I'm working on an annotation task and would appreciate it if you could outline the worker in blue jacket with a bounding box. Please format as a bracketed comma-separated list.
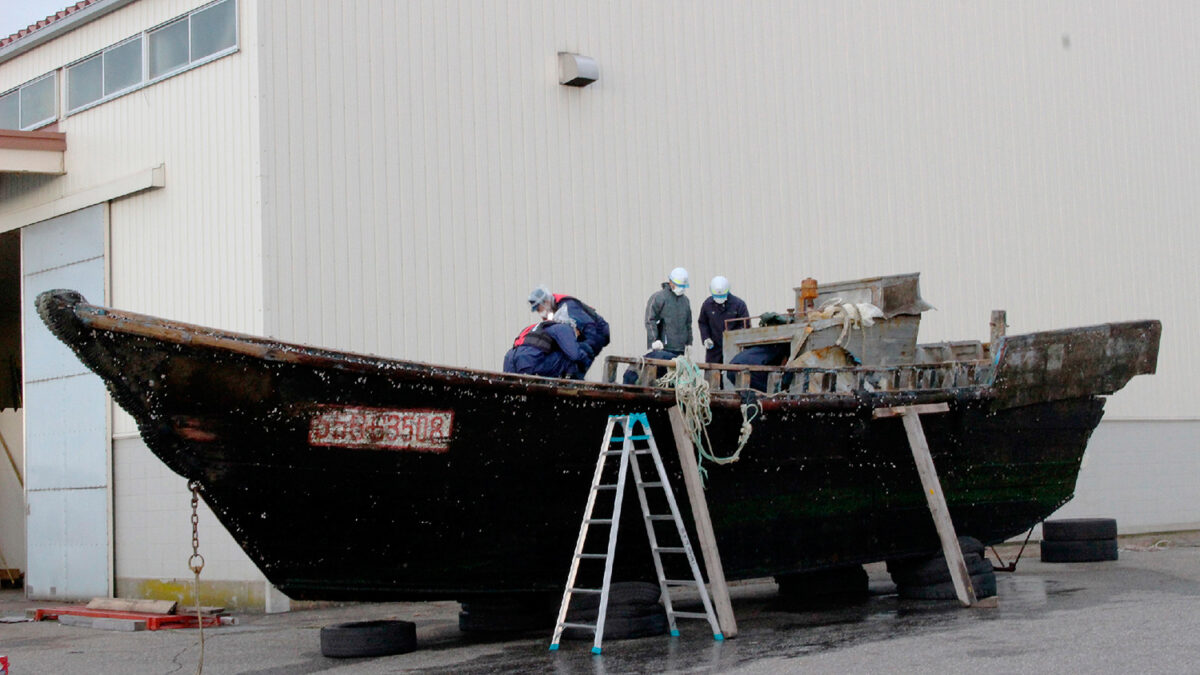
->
[528, 285, 610, 374]
[698, 276, 750, 363]
[503, 308, 593, 379]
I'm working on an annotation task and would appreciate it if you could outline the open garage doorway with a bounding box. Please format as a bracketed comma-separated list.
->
[0, 228, 25, 588]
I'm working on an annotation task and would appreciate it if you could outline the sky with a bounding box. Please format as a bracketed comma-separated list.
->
[0, 0, 74, 40]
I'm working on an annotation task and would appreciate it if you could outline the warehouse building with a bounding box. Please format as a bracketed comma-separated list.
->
[1, 0, 1195, 609]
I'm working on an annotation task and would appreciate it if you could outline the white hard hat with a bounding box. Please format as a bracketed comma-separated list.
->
[668, 267, 689, 288]
[709, 276, 730, 297]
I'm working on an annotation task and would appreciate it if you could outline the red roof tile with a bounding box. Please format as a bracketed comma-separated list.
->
[0, 1, 102, 50]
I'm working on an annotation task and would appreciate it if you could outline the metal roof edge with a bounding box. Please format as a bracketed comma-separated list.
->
[0, 0, 139, 67]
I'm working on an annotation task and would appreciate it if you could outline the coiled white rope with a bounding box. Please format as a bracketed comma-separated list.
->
[656, 355, 755, 483]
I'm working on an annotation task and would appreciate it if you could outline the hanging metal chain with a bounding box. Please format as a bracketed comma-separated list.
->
[188, 480, 206, 675]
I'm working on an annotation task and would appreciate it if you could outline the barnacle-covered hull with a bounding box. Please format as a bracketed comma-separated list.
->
[36, 290, 1159, 600]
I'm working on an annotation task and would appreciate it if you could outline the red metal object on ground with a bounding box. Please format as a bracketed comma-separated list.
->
[34, 607, 220, 630]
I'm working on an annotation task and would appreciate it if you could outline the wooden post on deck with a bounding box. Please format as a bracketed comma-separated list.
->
[990, 310, 1007, 352]
[668, 406, 738, 637]
[874, 403, 992, 608]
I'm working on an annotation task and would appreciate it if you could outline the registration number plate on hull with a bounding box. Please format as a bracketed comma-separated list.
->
[308, 406, 454, 453]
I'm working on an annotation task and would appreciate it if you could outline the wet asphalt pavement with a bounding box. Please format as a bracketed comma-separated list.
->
[2, 534, 1197, 674]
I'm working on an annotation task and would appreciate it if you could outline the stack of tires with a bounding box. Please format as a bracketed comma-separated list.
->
[774, 566, 869, 607]
[887, 536, 997, 600]
[459, 594, 559, 634]
[562, 581, 668, 640]
[1040, 518, 1119, 563]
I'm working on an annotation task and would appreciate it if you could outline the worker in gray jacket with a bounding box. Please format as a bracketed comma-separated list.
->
[644, 267, 693, 356]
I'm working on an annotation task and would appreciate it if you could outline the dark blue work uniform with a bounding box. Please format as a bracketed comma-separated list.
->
[725, 343, 791, 392]
[552, 294, 610, 366]
[698, 294, 750, 364]
[503, 321, 592, 380]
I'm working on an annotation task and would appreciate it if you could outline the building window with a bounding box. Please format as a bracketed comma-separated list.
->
[0, 73, 58, 130]
[67, 35, 146, 113]
[190, 0, 236, 62]
[68, 55, 103, 111]
[0, 91, 17, 130]
[104, 37, 142, 96]
[65, 0, 237, 115]
[148, 18, 189, 79]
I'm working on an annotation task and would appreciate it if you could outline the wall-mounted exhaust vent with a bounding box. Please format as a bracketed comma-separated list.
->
[558, 52, 598, 87]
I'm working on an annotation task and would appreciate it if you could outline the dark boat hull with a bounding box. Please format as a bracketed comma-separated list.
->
[36, 290, 1156, 600]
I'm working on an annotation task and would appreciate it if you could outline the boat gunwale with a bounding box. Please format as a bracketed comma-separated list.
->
[42, 290, 1157, 414]
[42, 291, 994, 407]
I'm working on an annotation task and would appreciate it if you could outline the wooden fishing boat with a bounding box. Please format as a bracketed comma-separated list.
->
[35, 279, 1159, 601]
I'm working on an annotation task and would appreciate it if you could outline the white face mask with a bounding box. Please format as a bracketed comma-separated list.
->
[672, 286, 685, 297]
[713, 295, 727, 304]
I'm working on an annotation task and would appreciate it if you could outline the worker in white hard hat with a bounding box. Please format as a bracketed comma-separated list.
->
[644, 267, 693, 356]
[698, 276, 750, 364]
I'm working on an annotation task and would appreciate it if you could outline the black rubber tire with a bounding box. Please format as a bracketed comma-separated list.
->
[886, 536, 986, 574]
[775, 566, 868, 598]
[889, 552, 994, 586]
[568, 581, 661, 611]
[458, 594, 559, 633]
[563, 606, 668, 640]
[1040, 538, 1119, 563]
[458, 608, 555, 633]
[1042, 518, 1118, 542]
[320, 620, 417, 658]
[567, 601, 664, 622]
[460, 593, 557, 615]
[897, 571, 997, 601]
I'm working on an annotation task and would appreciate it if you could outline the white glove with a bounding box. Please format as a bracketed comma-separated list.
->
[703, 338, 715, 350]
[651, 340, 664, 351]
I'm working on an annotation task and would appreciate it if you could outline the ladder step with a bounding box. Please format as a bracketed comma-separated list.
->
[575, 553, 607, 560]
[663, 579, 696, 586]
[594, 485, 618, 490]
[647, 515, 675, 521]
[639, 481, 664, 488]
[586, 519, 613, 524]
[603, 449, 652, 456]
[672, 611, 710, 620]
[654, 546, 687, 553]
[569, 588, 602, 595]
[560, 622, 596, 630]
[609, 435, 650, 441]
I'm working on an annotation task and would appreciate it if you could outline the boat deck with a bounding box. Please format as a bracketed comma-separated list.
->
[603, 351, 995, 395]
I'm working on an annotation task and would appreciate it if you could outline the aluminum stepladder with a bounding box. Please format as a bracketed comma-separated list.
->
[549, 412, 723, 654]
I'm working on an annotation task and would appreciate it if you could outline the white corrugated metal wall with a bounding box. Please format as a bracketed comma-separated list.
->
[1, 0, 266, 592]
[259, 1, 1194, 422]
